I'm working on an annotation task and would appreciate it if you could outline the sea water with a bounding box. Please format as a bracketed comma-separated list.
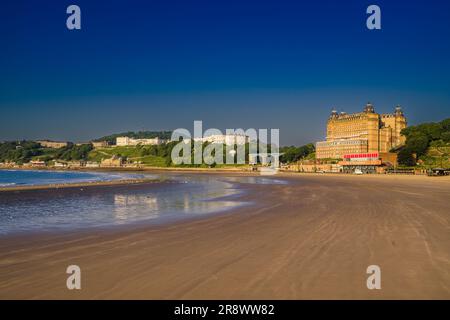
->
[0, 169, 132, 187]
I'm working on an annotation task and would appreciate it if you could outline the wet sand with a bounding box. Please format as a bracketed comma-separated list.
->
[0, 173, 449, 299]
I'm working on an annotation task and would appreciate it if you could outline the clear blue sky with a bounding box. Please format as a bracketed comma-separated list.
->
[1, 0, 449, 145]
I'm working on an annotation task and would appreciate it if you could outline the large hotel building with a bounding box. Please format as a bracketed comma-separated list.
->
[316, 103, 407, 160]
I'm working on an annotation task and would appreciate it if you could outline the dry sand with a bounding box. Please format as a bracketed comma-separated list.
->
[0, 173, 449, 299]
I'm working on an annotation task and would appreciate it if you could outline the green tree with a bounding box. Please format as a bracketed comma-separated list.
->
[279, 143, 315, 163]
[441, 131, 450, 143]
[399, 117, 450, 167]
[397, 148, 416, 166]
[406, 133, 429, 157]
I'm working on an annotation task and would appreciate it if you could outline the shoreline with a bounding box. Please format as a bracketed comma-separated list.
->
[0, 167, 262, 192]
[2, 165, 449, 177]
[1, 167, 449, 194]
[3, 164, 448, 176]
[2, 167, 449, 193]
[0, 177, 165, 193]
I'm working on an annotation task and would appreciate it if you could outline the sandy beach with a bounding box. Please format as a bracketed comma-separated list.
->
[0, 173, 449, 299]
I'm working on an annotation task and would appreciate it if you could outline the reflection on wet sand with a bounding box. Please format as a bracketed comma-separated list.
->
[0, 174, 278, 235]
[114, 194, 160, 221]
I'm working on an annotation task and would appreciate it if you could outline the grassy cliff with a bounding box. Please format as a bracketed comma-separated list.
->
[88, 146, 168, 166]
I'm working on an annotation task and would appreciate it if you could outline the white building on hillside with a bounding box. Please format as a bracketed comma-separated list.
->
[116, 137, 166, 146]
[191, 134, 248, 146]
